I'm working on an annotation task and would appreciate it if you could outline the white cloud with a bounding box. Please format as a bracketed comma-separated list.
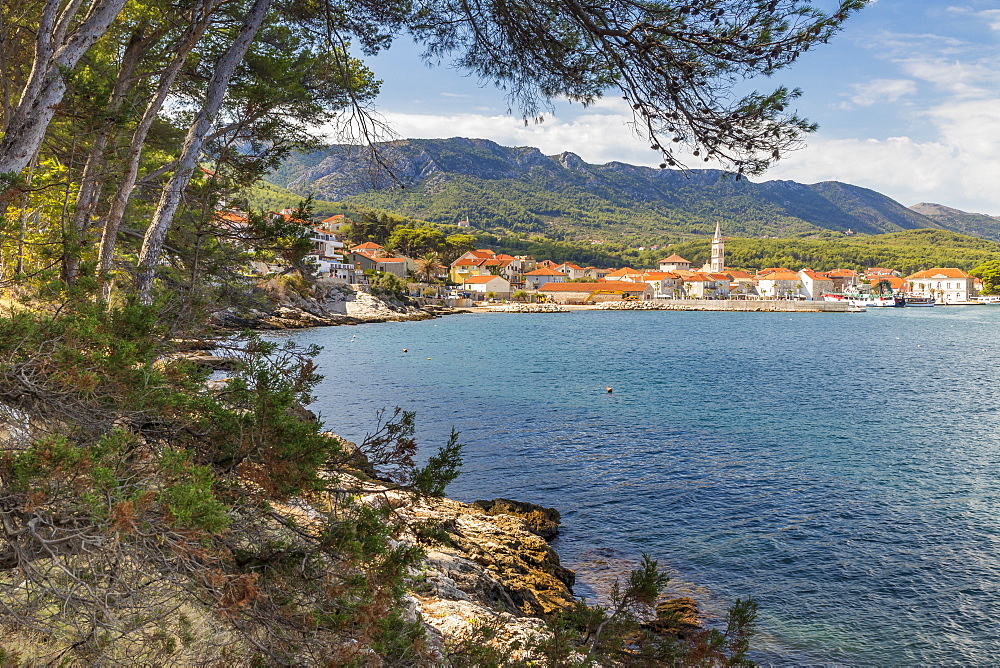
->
[764, 97, 1000, 215]
[378, 105, 663, 167]
[947, 6, 1000, 33]
[841, 78, 917, 108]
[896, 58, 996, 98]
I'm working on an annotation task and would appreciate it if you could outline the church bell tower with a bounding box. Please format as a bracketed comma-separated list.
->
[710, 221, 725, 272]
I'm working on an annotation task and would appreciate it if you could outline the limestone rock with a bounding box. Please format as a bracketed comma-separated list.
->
[470, 498, 561, 539]
[646, 597, 703, 638]
[401, 495, 576, 617]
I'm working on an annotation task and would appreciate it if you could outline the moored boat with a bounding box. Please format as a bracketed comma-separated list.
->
[903, 295, 935, 307]
[976, 295, 1000, 305]
[822, 292, 903, 307]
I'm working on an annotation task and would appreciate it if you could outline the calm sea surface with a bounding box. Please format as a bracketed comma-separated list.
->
[277, 307, 1000, 665]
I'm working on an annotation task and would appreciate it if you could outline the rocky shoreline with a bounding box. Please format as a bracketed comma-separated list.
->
[212, 283, 467, 330]
[485, 303, 568, 313]
[387, 483, 711, 661]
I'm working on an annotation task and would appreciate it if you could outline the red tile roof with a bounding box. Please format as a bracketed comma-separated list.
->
[538, 282, 649, 292]
[464, 275, 508, 284]
[660, 254, 691, 263]
[759, 271, 800, 281]
[605, 267, 639, 277]
[525, 267, 567, 276]
[724, 270, 755, 280]
[905, 268, 972, 280]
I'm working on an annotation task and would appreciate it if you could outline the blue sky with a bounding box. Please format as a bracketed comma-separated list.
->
[341, 1, 1000, 215]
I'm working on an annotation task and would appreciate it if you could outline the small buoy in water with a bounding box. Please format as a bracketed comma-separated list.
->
[427, 358, 432, 360]
[606, 387, 613, 393]
[402, 348, 407, 353]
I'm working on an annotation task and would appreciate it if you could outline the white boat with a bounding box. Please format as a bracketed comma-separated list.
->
[976, 295, 1000, 305]
[903, 296, 935, 307]
[822, 292, 903, 307]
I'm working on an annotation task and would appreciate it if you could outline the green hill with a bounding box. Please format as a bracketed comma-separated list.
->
[265, 138, 976, 241]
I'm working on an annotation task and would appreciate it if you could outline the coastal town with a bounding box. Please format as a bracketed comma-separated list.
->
[294, 213, 985, 308]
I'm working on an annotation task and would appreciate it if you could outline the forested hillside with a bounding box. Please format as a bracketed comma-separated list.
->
[268, 138, 978, 241]
[910, 203, 1000, 241]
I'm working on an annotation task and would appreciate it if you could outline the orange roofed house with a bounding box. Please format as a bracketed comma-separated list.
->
[462, 274, 512, 298]
[348, 242, 409, 279]
[659, 254, 692, 272]
[905, 268, 977, 304]
[450, 249, 525, 284]
[756, 269, 803, 299]
[537, 281, 653, 304]
[524, 267, 568, 289]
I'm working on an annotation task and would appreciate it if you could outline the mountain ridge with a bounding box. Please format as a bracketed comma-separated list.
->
[266, 138, 1000, 242]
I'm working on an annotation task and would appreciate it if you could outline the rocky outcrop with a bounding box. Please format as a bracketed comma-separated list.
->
[211, 283, 463, 330]
[469, 498, 562, 540]
[315, 479, 579, 661]
[400, 495, 576, 618]
[486, 303, 567, 313]
[646, 597, 702, 638]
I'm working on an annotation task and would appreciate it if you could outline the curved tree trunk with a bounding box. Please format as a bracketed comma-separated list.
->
[134, 0, 273, 304]
[96, 0, 219, 302]
[0, 0, 128, 215]
[62, 27, 149, 285]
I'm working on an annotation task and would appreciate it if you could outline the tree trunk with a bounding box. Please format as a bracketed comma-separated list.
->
[62, 27, 148, 286]
[0, 0, 128, 215]
[134, 0, 273, 305]
[96, 0, 219, 303]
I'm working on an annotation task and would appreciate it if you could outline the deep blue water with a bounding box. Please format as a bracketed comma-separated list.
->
[277, 307, 1000, 664]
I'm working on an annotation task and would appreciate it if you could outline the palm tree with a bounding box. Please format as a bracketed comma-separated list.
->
[415, 252, 445, 283]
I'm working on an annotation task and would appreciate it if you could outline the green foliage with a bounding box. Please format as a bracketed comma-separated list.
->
[158, 450, 230, 532]
[412, 429, 464, 497]
[0, 299, 463, 664]
[368, 270, 407, 300]
[243, 181, 345, 219]
[971, 259, 1000, 294]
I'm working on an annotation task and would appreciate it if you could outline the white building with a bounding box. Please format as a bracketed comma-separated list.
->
[524, 267, 567, 289]
[700, 221, 725, 273]
[659, 254, 692, 272]
[756, 270, 804, 299]
[683, 272, 731, 299]
[798, 269, 835, 301]
[905, 268, 977, 304]
[463, 275, 511, 296]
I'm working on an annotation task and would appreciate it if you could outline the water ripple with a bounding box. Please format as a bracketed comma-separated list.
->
[277, 307, 1000, 664]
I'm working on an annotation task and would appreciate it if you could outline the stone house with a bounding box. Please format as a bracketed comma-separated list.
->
[798, 269, 835, 300]
[640, 271, 683, 298]
[756, 270, 804, 299]
[659, 254, 692, 272]
[682, 272, 731, 299]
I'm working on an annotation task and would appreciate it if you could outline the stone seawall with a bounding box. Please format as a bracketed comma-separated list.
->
[599, 299, 849, 312]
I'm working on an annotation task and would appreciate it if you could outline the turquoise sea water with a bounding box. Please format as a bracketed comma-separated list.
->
[278, 307, 1000, 664]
